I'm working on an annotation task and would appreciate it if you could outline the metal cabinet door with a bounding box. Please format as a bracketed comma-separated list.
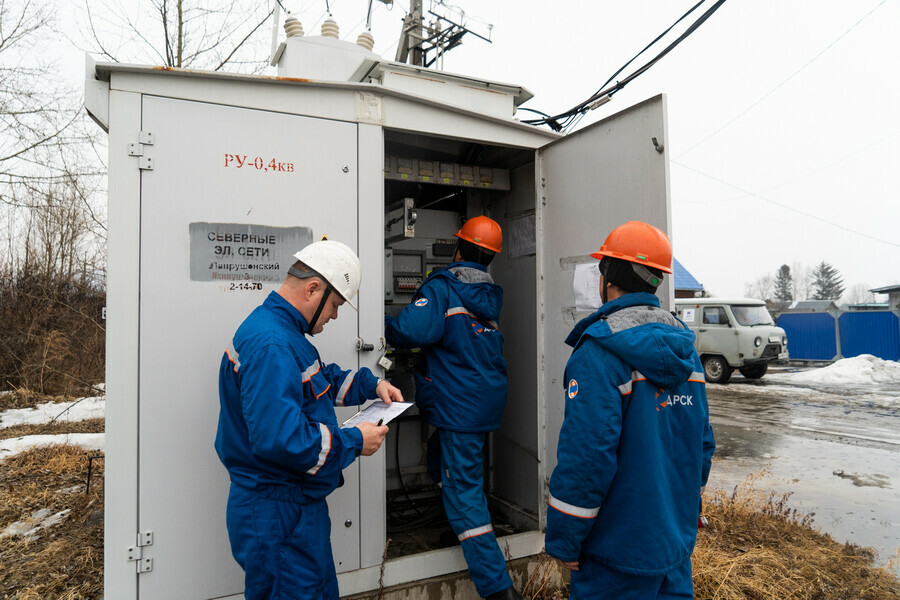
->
[138, 96, 361, 599]
[537, 95, 672, 509]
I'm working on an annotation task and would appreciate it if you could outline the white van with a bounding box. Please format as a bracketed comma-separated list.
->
[674, 298, 789, 384]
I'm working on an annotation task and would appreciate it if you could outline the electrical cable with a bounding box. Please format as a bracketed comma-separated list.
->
[394, 419, 425, 517]
[561, 0, 724, 132]
[671, 159, 900, 248]
[386, 416, 447, 533]
[677, 0, 890, 158]
[594, 0, 705, 95]
[563, 0, 705, 133]
[308, 0, 339, 32]
[750, 129, 900, 198]
[523, 0, 726, 131]
[515, 107, 553, 118]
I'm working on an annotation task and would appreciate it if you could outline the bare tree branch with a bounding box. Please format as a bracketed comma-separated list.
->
[215, 9, 274, 71]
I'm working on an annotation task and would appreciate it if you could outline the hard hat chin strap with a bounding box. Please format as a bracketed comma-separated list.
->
[630, 263, 662, 287]
[309, 287, 333, 332]
[599, 256, 661, 300]
[288, 266, 334, 332]
[599, 259, 610, 304]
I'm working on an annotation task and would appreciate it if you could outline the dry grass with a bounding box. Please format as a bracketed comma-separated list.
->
[0, 389, 58, 412]
[523, 551, 569, 599]
[693, 475, 900, 600]
[0, 417, 105, 442]
[0, 445, 104, 599]
[0, 437, 897, 599]
[522, 474, 899, 600]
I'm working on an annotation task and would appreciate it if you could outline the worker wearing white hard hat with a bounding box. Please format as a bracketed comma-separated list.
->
[215, 239, 403, 600]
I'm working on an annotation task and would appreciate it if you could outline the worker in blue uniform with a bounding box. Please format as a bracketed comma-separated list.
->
[216, 240, 403, 600]
[384, 216, 523, 600]
[545, 221, 715, 600]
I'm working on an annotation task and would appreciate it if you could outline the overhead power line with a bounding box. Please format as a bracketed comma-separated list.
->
[678, 0, 890, 157]
[671, 159, 900, 248]
[523, 0, 727, 131]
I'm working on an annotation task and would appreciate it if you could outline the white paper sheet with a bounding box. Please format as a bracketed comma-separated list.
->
[341, 401, 414, 428]
[574, 262, 602, 311]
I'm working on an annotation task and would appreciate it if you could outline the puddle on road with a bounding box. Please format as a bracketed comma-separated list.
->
[707, 376, 900, 573]
[832, 470, 892, 488]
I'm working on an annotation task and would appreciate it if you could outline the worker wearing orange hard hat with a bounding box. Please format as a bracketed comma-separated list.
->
[385, 216, 522, 600]
[545, 221, 715, 600]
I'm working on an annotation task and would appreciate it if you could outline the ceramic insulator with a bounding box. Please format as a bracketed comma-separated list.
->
[356, 30, 375, 51]
[321, 18, 339, 38]
[284, 16, 304, 38]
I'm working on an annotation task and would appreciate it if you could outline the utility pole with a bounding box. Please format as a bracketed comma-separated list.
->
[393, 1, 490, 68]
[395, 0, 425, 65]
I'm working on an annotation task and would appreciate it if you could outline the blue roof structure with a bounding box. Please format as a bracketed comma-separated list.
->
[673, 257, 703, 292]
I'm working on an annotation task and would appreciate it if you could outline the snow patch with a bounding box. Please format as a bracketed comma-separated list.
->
[0, 397, 105, 429]
[785, 355, 900, 385]
[0, 433, 105, 461]
[1, 508, 71, 540]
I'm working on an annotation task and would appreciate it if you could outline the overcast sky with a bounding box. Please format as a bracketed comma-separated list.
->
[61, 0, 900, 299]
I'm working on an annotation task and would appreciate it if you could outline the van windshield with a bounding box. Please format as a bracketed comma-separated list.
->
[731, 305, 774, 326]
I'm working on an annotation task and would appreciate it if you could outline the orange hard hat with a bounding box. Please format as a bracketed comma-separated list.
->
[590, 220, 673, 274]
[454, 216, 502, 254]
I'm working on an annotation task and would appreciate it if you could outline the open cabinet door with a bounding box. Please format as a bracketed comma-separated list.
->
[537, 95, 673, 520]
[137, 96, 361, 599]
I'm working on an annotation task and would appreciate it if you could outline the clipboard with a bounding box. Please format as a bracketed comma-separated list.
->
[341, 401, 414, 429]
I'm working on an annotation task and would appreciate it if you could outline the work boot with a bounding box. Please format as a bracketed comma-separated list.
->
[485, 586, 524, 600]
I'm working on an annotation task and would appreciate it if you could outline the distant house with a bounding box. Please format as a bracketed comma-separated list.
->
[870, 284, 900, 312]
[673, 258, 704, 298]
[791, 300, 839, 312]
[845, 303, 889, 311]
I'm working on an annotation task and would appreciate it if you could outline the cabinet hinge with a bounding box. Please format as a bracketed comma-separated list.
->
[128, 131, 154, 171]
[126, 530, 154, 573]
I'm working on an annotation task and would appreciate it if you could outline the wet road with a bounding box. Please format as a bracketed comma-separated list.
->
[706, 366, 900, 571]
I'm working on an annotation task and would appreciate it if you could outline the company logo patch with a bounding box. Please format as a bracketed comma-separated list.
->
[414, 298, 428, 307]
[567, 379, 579, 399]
[471, 322, 484, 335]
[655, 388, 693, 412]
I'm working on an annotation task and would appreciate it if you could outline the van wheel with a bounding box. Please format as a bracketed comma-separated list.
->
[702, 355, 732, 384]
[739, 363, 768, 379]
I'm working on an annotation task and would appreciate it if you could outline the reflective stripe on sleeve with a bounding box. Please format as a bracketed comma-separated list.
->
[548, 494, 600, 519]
[618, 370, 648, 396]
[688, 371, 706, 383]
[305, 423, 332, 475]
[457, 524, 493, 541]
[226, 342, 241, 373]
[335, 372, 354, 407]
[445, 306, 499, 330]
[301, 362, 321, 382]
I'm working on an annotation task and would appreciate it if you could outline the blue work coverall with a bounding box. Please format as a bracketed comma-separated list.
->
[545, 292, 715, 600]
[384, 262, 512, 597]
[215, 291, 382, 600]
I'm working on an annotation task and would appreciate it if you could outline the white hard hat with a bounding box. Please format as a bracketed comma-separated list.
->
[293, 240, 362, 311]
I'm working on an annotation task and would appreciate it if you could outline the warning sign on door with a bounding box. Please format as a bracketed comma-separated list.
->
[189, 222, 313, 283]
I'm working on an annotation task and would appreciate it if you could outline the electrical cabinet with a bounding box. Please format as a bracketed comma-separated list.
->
[87, 57, 671, 599]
